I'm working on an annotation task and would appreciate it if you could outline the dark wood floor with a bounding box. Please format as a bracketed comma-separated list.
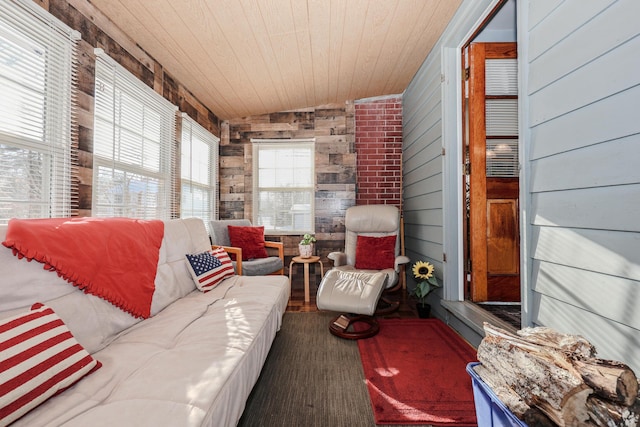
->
[286, 269, 419, 319]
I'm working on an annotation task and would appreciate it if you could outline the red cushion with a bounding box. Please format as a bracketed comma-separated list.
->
[354, 235, 397, 270]
[227, 225, 268, 260]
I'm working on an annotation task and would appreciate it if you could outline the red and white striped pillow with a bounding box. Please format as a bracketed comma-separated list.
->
[185, 247, 235, 292]
[0, 303, 101, 425]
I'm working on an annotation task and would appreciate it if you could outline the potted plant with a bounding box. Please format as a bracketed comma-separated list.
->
[298, 233, 316, 258]
[410, 260, 441, 318]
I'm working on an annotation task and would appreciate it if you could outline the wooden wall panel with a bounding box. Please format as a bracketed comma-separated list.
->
[221, 103, 357, 267]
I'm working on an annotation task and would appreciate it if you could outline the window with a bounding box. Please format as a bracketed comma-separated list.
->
[252, 139, 315, 234]
[485, 58, 518, 178]
[93, 49, 177, 219]
[180, 113, 218, 228]
[0, 1, 79, 225]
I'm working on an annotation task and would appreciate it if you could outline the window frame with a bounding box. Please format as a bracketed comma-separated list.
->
[252, 139, 315, 235]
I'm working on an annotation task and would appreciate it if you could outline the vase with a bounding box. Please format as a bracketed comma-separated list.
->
[416, 303, 431, 319]
[298, 243, 313, 258]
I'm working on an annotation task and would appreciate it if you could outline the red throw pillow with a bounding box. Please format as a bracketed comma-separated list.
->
[354, 235, 397, 270]
[227, 225, 268, 260]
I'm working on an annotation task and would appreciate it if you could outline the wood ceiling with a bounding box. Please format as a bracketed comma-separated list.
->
[85, 0, 462, 120]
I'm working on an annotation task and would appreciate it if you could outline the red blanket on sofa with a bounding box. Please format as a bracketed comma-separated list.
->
[2, 217, 164, 318]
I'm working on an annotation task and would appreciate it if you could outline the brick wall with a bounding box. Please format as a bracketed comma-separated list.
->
[355, 95, 403, 208]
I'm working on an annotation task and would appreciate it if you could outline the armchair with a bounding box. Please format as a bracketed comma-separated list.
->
[327, 204, 410, 314]
[209, 219, 284, 276]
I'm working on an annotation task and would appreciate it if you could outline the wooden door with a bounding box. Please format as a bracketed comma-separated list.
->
[467, 42, 520, 302]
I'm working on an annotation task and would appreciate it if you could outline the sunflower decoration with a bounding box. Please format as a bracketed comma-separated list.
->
[409, 260, 441, 305]
[412, 260, 434, 281]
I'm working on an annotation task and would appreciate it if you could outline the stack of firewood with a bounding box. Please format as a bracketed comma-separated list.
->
[474, 323, 640, 427]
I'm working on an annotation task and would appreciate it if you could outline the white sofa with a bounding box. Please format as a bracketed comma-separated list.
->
[0, 218, 290, 426]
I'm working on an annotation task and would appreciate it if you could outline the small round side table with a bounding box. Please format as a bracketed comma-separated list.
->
[289, 255, 324, 303]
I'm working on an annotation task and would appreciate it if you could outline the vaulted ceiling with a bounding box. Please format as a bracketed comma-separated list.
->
[87, 0, 462, 120]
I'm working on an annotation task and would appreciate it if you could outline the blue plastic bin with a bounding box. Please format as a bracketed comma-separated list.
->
[466, 362, 528, 427]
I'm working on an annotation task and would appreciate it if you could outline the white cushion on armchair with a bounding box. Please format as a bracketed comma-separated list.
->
[316, 270, 387, 316]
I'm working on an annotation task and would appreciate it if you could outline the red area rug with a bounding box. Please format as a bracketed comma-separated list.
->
[358, 318, 478, 426]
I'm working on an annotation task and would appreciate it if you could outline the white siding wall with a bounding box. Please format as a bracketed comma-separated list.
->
[403, 0, 496, 331]
[403, 51, 445, 275]
[526, 0, 640, 372]
[403, 0, 495, 282]
[403, 0, 640, 371]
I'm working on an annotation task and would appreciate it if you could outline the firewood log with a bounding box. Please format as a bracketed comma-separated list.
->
[514, 325, 637, 406]
[523, 409, 559, 426]
[574, 359, 639, 407]
[517, 326, 596, 359]
[474, 364, 531, 417]
[479, 323, 593, 426]
[586, 394, 640, 427]
[474, 364, 555, 426]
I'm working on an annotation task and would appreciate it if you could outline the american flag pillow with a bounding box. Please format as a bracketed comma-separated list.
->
[185, 247, 235, 292]
[0, 303, 101, 425]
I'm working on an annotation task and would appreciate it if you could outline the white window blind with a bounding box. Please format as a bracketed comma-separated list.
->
[485, 57, 519, 178]
[485, 99, 518, 136]
[180, 113, 218, 229]
[486, 139, 519, 177]
[485, 59, 517, 96]
[0, 0, 79, 225]
[252, 139, 315, 234]
[93, 49, 177, 220]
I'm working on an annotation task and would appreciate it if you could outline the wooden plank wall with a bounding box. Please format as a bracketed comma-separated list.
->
[526, 0, 640, 372]
[36, 0, 220, 217]
[221, 104, 357, 266]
